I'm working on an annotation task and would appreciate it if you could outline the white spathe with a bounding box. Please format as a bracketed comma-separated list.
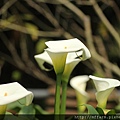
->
[62, 59, 81, 82]
[35, 38, 91, 75]
[34, 51, 82, 71]
[70, 75, 89, 97]
[35, 51, 81, 82]
[34, 51, 52, 71]
[45, 49, 67, 74]
[0, 82, 33, 106]
[70, 75, 89, 113]
[89, 75, 120, 108]
[45, 38, 91, 60]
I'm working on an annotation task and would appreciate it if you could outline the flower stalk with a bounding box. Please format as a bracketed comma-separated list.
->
[59, 81, 68, 120]
[54, 74, 62, 115]
[60, 81, 68, 114]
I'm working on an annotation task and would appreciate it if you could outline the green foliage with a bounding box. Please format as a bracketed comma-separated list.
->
[96, 107, 104, 115]
[18, 104, 35, 114]
[4, 112, 31, 120]
[18, 104, 36, 120]
[0, 0, 120, 118]
[82, 104, 117, 120]
[34, 104, 49, 114]
[115, 103, 120, 112]
[81, 104, 99, 114]
[7, 103, 50, 120]
[106, 109, 116, 115]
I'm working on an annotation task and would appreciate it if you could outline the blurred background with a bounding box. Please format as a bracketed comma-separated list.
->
[0, 0, 120, 114]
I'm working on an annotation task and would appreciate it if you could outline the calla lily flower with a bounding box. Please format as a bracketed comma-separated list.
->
[45, 38, 91, 60]
[70, 75, 89, 113]
[89, 75, 120, 109]
[35, 51, 81, 82]
[0, 82, 33, 105]
[35, 38, 91, 115]
[0, 82, 33, 114]
[35, 38, 91, 76]
[44, 38, 91, 74]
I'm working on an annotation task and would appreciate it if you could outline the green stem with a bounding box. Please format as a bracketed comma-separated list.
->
[60, 81, 68, 120]
[60, 81, 67, 114]
[54, 74, 62, 118]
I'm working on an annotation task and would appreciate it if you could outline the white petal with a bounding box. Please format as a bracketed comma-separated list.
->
[70, 75, 89, 97]
[45, 49, 67, 74]
[89, 75, 120, 108]
[70, 75, 89, 112]
[66, 51, 83, 62]
[34, 51, 53, 71]
[0, 82, 33, 106]
[45, 38, 91, 60]
[35, 38, 91, 74]
[96, 88, 114, 108]
[89, 75, 120, 91]
[45, 38, 82, 52]
[62, 59, 81, 81]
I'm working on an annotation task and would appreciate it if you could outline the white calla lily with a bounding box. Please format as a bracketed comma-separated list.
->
[34, 38, 91, 114]
[45, 38, 91, 60]
[35, 38, 91, 76]
[44, 38, 91, 74]
[34, 51, 81, 71]
[0, 82, 33, 106]
[89, 75, 120, 109]
[45, 38, 82, 52]
[35, 51, 81, 82]
[70, 75, 89, 112]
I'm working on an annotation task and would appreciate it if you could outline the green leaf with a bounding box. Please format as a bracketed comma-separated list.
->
[106, 110, 116, 120]
[106, 109, 116, 115]
[19, 104, 35, 114]
[81, 104, 99, 114]
[7, 101, 23, 112]
[4, 112, 30, 120]
[18, 104, 36, 120]
[96, 107, 104, 115]
[34, 104, 49, 114]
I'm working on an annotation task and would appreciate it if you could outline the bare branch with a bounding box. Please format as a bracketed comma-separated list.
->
[0, 19, 63, 37]
[0, 32, 55, 85]
[0, 0, 17, 15]
[90, 0, 120, 47]
[101, 0, 120, 21]
[57, 0, 120, 76]
[25, 0, 60, 28]
[84, 16, 120, 76]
